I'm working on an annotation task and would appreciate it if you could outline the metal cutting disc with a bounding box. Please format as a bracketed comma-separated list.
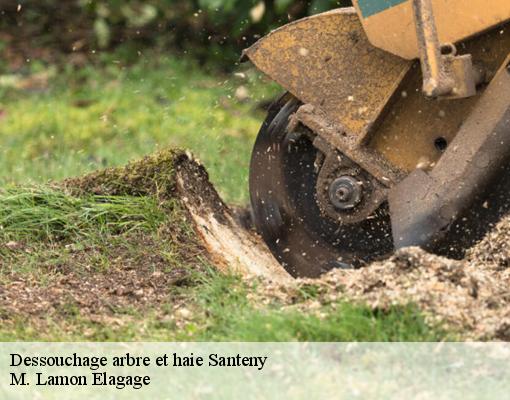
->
[249, 95, 394, 278]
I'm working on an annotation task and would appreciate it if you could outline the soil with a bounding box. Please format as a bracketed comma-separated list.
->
[255, 216, 510, 340]
[1, 150, 509, 339]
[0, 231, 201, 325]
[0, 150, 205, 331]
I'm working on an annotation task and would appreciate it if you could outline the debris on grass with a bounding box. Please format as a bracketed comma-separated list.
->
[305, 243, 510, 340]
[255, 216, 510, 340]
[1, 233, 197, 320]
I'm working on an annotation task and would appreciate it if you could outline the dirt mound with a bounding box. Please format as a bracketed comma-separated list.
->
[243, 217, 510, 340]
[252, 218, 510, 340]
[305, 244, 510, 340]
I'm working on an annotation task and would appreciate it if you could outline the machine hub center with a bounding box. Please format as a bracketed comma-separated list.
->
[329, 176, 363, 210]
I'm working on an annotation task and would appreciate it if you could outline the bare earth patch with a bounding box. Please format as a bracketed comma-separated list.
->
[0, 230, 200, 315]
[0, 230, 205, 336]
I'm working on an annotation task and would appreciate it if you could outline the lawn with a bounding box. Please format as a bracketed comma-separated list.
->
[0, 52, 449, 341]
[0, 51, 278, 204]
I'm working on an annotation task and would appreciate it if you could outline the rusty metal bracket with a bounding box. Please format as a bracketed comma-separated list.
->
[243, 8, 411, 140]
[412, 0, 478, 98]
[292, 104, 404, 186]
[389, 55, 510, 255]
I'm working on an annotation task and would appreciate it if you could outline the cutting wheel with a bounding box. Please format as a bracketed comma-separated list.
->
[249, 95, 394, 278]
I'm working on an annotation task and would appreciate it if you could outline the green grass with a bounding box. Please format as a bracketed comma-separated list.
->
[0, 51, 450, 342]
[0, 186, 167, 243]
[0, 52, 278, 204]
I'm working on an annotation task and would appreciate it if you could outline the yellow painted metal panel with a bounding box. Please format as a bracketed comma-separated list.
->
[352, 0, 510, 59]
[243, 9, 411, 138]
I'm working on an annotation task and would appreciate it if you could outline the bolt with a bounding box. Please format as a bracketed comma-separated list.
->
[328, 176, 363, 211]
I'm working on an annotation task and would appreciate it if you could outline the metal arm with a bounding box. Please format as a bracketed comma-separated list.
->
[412, 0, 478, 99]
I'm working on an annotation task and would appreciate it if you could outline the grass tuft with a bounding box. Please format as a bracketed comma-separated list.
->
[0, 186, 167, 243]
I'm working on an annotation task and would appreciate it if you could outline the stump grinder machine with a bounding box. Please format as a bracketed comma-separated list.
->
[244, 0, 510, 277]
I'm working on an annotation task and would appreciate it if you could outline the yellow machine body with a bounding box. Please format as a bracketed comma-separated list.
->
[352, 0, 510, 59]
[244, 7, 510, 174]
[245, 1, 510, 276]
